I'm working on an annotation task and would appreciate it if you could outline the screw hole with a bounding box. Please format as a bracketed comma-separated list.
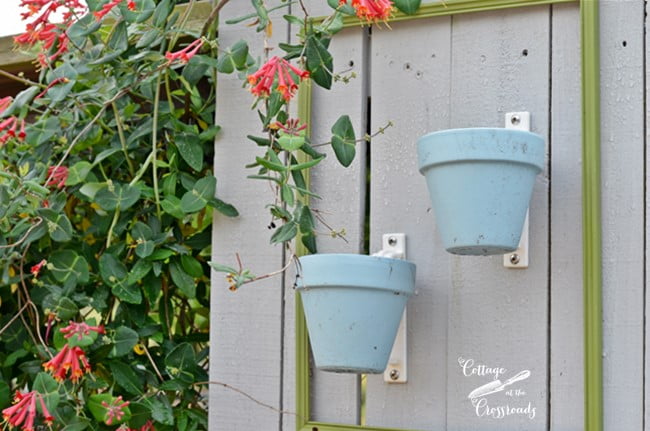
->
[312, 428, 319, 431]
[622, 40, 627, 47]
[348, 60, 354, 67]
[522, 49, 528, 57]
[404, 62, 411, 70]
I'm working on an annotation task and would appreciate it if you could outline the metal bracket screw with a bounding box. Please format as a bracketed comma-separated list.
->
[509, 254, 520, 265]
[387, 236, 398, 246]
[510, 114, 521, 125]
[389, 369, 400, 381]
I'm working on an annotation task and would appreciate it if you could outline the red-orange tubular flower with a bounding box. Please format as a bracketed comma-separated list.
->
[0, 117, 26, 145]
[0, 97, 12, 114]
[46, 166, 68, 188]
[15, 0, 85, 66]
[2, 390, 54, 431]
[30, 259, 47, 278]
[165, 39, 204, 64]
[247, 56, 310, 101]
[43, 344, 91, 383]
[93, 0, 123, 21]
[102, 396, 130, 425]
[343, 0, 393, 23]
[60, 321, 106, 340]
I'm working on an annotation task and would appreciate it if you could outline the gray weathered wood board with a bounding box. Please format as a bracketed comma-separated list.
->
[444, 6, 550, 431]
[209, 2, 290, 429]
[549, 4, 584, 431]
[366, 17, 452, 430]
[599, 1, 645, 430]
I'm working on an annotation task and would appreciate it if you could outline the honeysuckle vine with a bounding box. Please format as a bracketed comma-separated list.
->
[0, 0, 422, 430]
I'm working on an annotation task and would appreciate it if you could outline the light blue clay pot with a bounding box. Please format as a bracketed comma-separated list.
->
[296, 254, 416, 373]
[417, 128, 545, 255]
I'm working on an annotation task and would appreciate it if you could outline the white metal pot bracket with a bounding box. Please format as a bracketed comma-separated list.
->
[374, 234, 408, 383]
[503, 112, 531, 269]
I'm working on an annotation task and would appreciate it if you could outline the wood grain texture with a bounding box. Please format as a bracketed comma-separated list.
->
[549, 4, 584, 431]
[365, 17, 452, 430]
[597, 2, 645, 430]
[209, 2, 289, 430]
[444, 6, 550, 431]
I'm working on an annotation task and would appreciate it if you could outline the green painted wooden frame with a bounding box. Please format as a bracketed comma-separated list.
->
[296, 0, 602, 430]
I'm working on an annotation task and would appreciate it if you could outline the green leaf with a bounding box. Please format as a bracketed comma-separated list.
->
[61, 418, 91, 431]
[46, 80, 75, 103]
[169, 260, 196, 298]
[164, 342, 196, 384]
[66, 161, 92, 186]
[0, 381, 9, 410]
[208, 262, 237, 274]
[79, 182, 104, 200]
[95, 183, 141, 211]
[119, 0, 156, 22]
[50, 250, 89, 288]
[298, 205, 315, 232]
[153, 0, 173, 26]
[330, 115, 356, 167]
[327, 0, 356, 15]
[305, 35, 333, 90]
[270, 222, 297, 243]
[175, 134, 203, 171]
[180, 176, 216, 213]
[217, 40, 249, 73]
[43, 296, 79, 321]
[181, 255, 203, 278]
[39, 208, 73, 242]
[99, 254, 142, 304]
[127, 402, 151, 429]
[128, 259, 152, 284]
[207, 197, 238, 217]
[110, 326, 139, 357]
[277, 131, 306, 151]
[109, 361, 143, 395]
[149, 396, 174, 426]
[107, 21, 128, 51]
[393, 0, 422, 14]
[88, 394, 132, 425]
[33, 372, 60, 412]
[161, 196, 185, 218]
[4, 87, 39, 117]
[136, 241, 154, 258]
[67, 13, 101, 46]
[301, 232, 317, 254]
[281, 184, 294, 206]
[25, 117, 59, 146]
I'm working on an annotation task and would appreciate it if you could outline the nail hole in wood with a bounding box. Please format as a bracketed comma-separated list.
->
[622, 40, 627, 47]
[522, 49, 528, 57]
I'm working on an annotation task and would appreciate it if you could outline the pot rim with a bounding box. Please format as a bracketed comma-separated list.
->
[417, 127, 545, 173]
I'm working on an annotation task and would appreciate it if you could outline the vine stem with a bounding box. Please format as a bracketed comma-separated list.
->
[112, 102, 135, 176]
[151, 74, 162, 219]
[0, 302, 30, 337]
[0, 217, 43, 250]
[142, 344, 164, 381]
[106, 206, 120, 248]
[200, 0, 231, 37]
[239, 252, 296, 287]
[197, 380, 303, 420]
[0, 69, 44, 88]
